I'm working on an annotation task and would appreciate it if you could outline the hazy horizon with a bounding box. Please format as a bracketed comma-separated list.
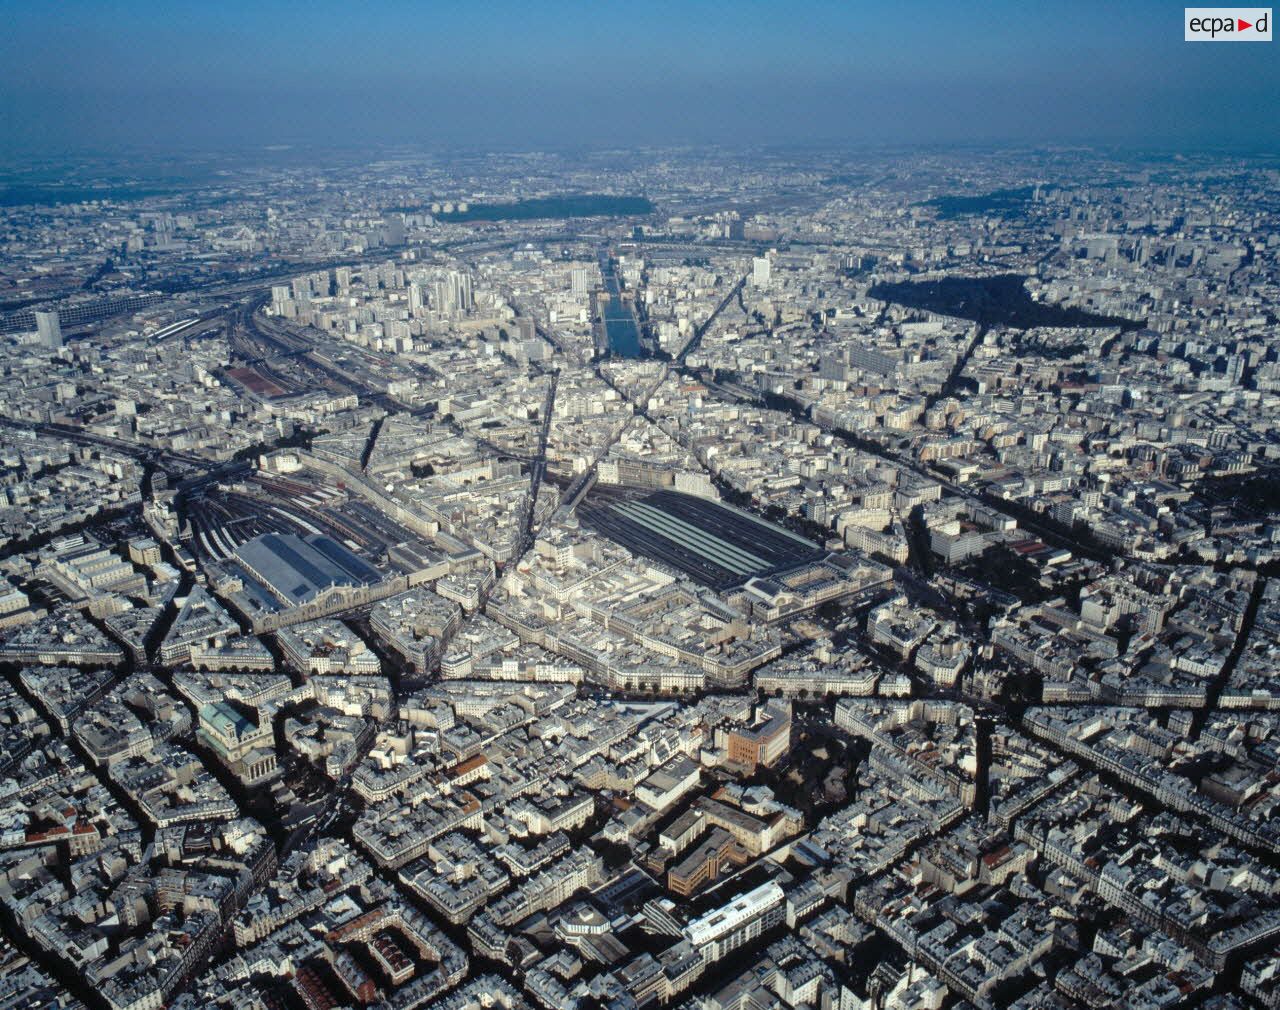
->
[3, 0, 1277, 158]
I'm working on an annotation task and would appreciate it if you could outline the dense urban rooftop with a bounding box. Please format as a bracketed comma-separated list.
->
[1, 142, 1278, 1010]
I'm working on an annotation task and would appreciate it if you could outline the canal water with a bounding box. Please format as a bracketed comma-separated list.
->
[600, 258, 643, 357]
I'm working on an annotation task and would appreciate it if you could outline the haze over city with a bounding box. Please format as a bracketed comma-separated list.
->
[3, 0, 1279, 151]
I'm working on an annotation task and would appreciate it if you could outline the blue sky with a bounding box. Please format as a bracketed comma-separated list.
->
[1, 0, 1276, 153]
